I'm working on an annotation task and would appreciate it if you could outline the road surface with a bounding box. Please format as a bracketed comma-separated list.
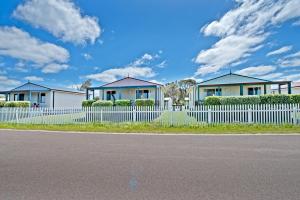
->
[0, 130, 299, 200]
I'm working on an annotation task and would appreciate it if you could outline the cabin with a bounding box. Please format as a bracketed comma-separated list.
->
[0, 82, 85, 108]
[189, 73, 292, 106]
[86, 77, 164, 106]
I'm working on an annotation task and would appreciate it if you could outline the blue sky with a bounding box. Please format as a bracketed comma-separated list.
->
[0, 0, 300, 90]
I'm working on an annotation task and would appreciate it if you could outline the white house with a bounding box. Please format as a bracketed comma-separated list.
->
[0, 82, 85, 108]
[189, 73, 292, 106]
[86, 77, 164, 106]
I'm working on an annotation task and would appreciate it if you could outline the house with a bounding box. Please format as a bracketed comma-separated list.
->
[189, 72, 292, 106]
[0, 82, 85, 108]
[271, 82, 300, 94]
[86, 77, 164, 106]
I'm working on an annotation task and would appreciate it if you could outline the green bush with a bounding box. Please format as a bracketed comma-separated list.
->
[290, 94, 300, 104]
[0, 101, 5, 108]
[220, 96, 261, 105]
[115, 100, 131, 106]
[0, 101, 5, 107]
[204, 96, 221, 105]
[135, 99, 155, 106]
[260, 94, 291, 104]
[82, 100, 96, 107]
[92, 100, 113, 107]
[4, 101, 30, 107]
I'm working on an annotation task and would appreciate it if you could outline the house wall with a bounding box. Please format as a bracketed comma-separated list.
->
[51, 91, 85, 108]
[99, 87, 156, 100]
[8, 92, 52, 107]
[191, 84, 273, 102]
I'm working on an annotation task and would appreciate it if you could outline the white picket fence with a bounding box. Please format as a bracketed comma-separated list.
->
[0, 104, 299, 125]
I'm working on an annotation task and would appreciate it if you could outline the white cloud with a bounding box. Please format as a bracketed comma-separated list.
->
[86, 53, 161, 83]
[196, 0, 300, 76]
[67, 84, 81, 90]
[267, 45, 293, 56]
[279, 51, 300, 67]
[13, 0, 101, 45]
[132, 53, 154, 66]
[283, 74, 300, 82]
[24, 76, 44, 82]
[0, 26, 69, 65]
[259, 72, 284, 80]
[195, 35, 265, 75]
[156, 60, 167, 68]
[82, 53, 92, 60]
[293, 20, 300, 26]
[0, 76, 21, 87]
[236, 65, 276, 76]
[42, 63, 69, 74]
[0, 70, 7, 75]
[86, 66, 155, 83]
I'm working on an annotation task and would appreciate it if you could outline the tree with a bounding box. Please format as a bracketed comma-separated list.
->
[178, 79, 196, 104]
[79, 79, 92, 91]
[163, 82, 180, 104]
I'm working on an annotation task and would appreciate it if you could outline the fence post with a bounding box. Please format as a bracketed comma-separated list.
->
[248, 108, 252, 124]
[16, 108, 19, 123]
[208, 109, 212, 124]
[100, 109, 103, 123]
[133, 108, 136, 122]
[293, 106, 297, 125]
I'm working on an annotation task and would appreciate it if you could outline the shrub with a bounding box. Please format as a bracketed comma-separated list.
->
[135, 99, 155, 106]
[290, 94, 300, 104]
[115, 100, 131, 106]
[0, 101, 5, 107]
[204, 96, 221, 105]
[4, 101, 30, 107]
[220, 96, 261, 105]
[82, 100, 96, 107]
[260, 94, 291, 104]
[92, 100, 113, 107]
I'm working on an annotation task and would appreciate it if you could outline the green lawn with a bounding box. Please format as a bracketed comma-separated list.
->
[0, 123, 300, 134]
[155, 111, 198, 125]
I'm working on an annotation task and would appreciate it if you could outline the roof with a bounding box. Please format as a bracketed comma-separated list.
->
[198, 73, 289, 86]
[92, 77, 162, 89]
[4, 82, 85, 94]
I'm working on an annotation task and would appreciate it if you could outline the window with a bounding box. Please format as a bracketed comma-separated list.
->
[106, 91, 116, 100]
[14, 94, 25, 101]
[206, 88, 222, 96]
[19, 94, 25, 101]
[40, 93, 46, 103]
[248, 87, 261, 95]
[136, 90, 149, 99]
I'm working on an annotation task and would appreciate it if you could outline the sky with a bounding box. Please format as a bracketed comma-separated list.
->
[0, 0, 300, 90]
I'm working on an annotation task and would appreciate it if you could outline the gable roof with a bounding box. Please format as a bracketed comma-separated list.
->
[198, 73, 272, 86]
[97, 77, 162, 88]
[9, 82, 84, 94]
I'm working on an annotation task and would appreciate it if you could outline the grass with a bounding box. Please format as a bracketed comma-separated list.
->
[0, 123, 300, 134]
[155, 111, 198, 125]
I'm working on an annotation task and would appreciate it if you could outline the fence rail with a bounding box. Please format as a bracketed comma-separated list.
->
[0, 104, 299, 126]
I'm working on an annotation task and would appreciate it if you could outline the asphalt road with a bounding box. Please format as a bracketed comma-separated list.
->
[0, 130, 300, 200]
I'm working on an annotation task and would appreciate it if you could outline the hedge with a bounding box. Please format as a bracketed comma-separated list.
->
[260, 94, 291, 104]
[92, 100, 113, 107]
[135, 99, 155, 106]
[115, 100, 131, 106]
[204, 96, 221, 105]
[220, 96, 261, 105]
[0, 101, 5, 107]
[204, 94, 300, 105]
[290, 94, 300, 104]
[82, 100, 96, 107]
[3, 101, 30, 107]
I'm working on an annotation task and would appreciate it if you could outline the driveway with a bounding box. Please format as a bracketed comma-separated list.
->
[0, 130, 299, 200]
